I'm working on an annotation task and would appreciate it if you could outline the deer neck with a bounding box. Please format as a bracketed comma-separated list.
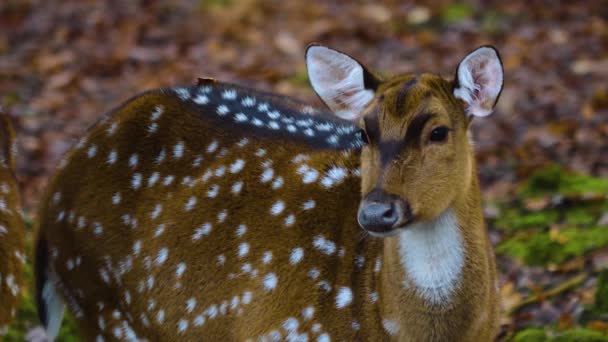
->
[378, 164, 485, 313]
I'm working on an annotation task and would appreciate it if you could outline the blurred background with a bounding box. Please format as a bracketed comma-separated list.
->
[1, 0, 607, 340]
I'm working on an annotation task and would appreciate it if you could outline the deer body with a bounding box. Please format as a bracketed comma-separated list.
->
[36, 45, 503, 341]
[0, 114, 24, 334]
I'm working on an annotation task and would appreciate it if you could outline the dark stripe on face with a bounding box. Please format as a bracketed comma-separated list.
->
[404, 112, 434, 147]
[395, 77, 418, 112]
[377, 112, 434, 167]
[379, 139, 406, 167]
[363, 110, 380, 143]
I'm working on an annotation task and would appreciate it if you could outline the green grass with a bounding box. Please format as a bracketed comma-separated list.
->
[495, 165, 608, 266]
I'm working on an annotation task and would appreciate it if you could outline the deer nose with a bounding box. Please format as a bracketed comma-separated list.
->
[358, 202, 398, 230]
[357, 190, 410, 233]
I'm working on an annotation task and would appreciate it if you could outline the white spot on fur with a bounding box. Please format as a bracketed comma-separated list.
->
[262, 251, 273, 264]
[238, 243, 250, 258]
[222, 89, 237, 100]
[302, 307, 314, 320]
[192, 223, 212, 240]
[263, 273, 278, 291]
[186, 298, 197, 313]
[207, 185, 219, 198]
[272, 176, 284, 189]
[270, 200, 285, 216]
[194, 94, 209, 105]
[335, 287, 352, 309]
[317, 333, 330, 342]
[106, 150, 117, 164]
[283, 317, 299, 332]
[151, 204, 162, 219]
[217, 105, 229, 116]
[231, 181, 243, 194]
[128, 154, 138, 168]
[184, 196, 197, 211]
[302, 200, 316, 210]
[260, 168, 274, 183]
[87, 145, 97, 158]
[176, 263, 186, 277]
[230, 159, 246, 173]
[177, 319, 188, 333]
[284, 214, 295, 227]
[290, 248, 304, 264]
[382, 319, 400, 335]
[163, 175, 174, 186]
[156, 248, 168, 265]
[236, 224, 247, 237]
[206, 140, 218, 153]
[173, 141, 185, 159]
[313, 235, 336, 255]
[320, 167, 347, 188]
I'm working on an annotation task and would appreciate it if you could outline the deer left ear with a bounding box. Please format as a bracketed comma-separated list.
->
[453, 46, 503, 117]
[306, 45, 380, 121]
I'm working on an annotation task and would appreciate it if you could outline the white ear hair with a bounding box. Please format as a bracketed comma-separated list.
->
[306, 46, 376, 120]
[453, 47, 503, 117]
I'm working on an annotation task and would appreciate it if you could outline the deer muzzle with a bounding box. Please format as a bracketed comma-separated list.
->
[357, 189, 412, 235]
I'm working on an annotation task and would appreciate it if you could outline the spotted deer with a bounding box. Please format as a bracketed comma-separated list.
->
[0, 113, 25, 335]
[35, 45, 503, 341]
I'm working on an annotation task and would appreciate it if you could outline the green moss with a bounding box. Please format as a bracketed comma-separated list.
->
[497, 227, 608, 266]
[513, 328, 548, 342]
[565, 208, 598, 226]
[513, 328, 608, 342]
[287, 71, 312, 87]
[496, 208, 559, 231]
[553, 328, 608, 342]
[198, 0, 233, 9]
[594, 269, 608, 313]
[520, 165, 608, 198]
[440, 4, 474, 23]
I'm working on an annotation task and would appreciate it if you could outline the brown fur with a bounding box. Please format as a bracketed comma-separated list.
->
[0, 113, 25, 334]
[35, 73, 498, 340]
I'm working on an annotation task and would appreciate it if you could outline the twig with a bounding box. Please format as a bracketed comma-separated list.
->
[507, 272, 590, 315]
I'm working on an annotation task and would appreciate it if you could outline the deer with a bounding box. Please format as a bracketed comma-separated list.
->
[35, 44, 503, 341]
[0, 113, 25, 335]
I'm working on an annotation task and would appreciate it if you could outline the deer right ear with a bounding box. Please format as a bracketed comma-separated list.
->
[306, 45, 379, 121]
[453, 46, 503, 117]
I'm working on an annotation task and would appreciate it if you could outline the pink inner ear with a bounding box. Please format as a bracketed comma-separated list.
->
[454, 48, 503, 117]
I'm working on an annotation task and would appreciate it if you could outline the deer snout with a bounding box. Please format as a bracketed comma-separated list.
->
[357, 190, 411, 234]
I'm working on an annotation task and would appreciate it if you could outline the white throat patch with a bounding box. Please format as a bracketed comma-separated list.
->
[398, 208, 464, 304]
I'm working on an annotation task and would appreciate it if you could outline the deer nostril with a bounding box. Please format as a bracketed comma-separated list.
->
[382, 204, 396, 221]
[358, 202, 399, 232]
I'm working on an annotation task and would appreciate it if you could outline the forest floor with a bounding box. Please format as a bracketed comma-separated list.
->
[1, 1, 607, 340]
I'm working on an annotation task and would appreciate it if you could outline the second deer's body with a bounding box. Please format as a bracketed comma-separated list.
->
[0, 114, 24, 335]
[36, 45, 503, 341]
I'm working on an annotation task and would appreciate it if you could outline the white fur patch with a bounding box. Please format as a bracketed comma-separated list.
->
[453, 47, 503, 117]
[42, 278, 66, 341]
[306, 46, 374, 120]
[398, 208, 464, 304]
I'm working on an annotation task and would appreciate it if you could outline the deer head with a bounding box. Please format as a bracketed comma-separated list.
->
[306, 45, 503, 236]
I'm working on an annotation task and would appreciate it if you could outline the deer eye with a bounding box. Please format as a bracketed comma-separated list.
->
[429, 126, 449, 142]
[358, 129, 369, 144]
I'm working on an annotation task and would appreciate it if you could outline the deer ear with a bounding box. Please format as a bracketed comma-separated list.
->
[453, 46, 504, 117]
[306, 45, 379, 120]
